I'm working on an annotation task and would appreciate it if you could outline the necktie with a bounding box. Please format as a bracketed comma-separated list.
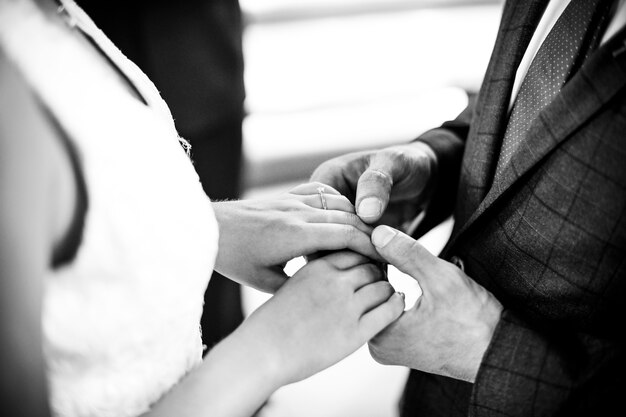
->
[495, 0, 614, 177]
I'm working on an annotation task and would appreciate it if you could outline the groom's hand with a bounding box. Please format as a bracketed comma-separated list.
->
[310, 142, 437, 228]
[367, 226, 503, 382]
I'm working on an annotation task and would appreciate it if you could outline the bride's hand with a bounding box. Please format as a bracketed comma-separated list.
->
[223, 251, 405, 386]
[213, 182, 382, 293]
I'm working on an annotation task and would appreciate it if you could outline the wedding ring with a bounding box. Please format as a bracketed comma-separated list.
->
[317, 186, 328, 210]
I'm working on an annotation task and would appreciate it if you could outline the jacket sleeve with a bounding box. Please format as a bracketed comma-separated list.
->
[470, 309, 625, 416]
[410, 93, 476, 239]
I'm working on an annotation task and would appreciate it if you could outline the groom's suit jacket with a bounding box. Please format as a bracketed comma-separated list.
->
[406, 1, 626, 416]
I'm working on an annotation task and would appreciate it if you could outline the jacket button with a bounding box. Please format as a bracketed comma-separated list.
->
[450, 255, 465, 272]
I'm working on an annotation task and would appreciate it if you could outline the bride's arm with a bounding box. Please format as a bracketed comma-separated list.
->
[0, 52, 72, 417]
[145, 251, 405, 417]
[142, 326, 282, 417]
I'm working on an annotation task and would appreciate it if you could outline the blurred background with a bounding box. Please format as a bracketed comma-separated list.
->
[82, 0, 504, 415]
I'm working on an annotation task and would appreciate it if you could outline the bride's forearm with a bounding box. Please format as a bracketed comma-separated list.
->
[211, 200, 245, 276]
[144, 244, 406, 416]
[143, 331, 284, 417]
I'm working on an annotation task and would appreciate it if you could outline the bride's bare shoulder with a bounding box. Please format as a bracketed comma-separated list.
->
[0, 49, 53, 157]
[0, 49, 53, 415]
[0, 49, 77, 264]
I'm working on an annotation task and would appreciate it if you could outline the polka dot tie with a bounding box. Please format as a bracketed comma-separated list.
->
[495, 0, 614, 176]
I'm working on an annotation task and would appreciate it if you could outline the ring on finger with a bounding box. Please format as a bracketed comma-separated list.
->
[317, 186, 328, 210]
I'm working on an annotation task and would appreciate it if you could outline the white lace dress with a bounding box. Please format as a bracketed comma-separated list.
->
[0, 1, 219, 416]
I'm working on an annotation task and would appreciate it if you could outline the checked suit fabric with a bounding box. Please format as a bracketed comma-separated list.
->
[401, 0, 626, 416]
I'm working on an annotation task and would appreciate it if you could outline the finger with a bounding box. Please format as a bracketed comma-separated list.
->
[303, 250, 330, 263]
[297, 194, 355, 213]
[309, 224, 384, 262]
[345, 263, 385, 289]
[359, 292, 405, 337]
[310, 159, 361, 201]
[289, 182, 342, 196]
[319, 250, 372, 270]
[252, 267, 290, 294]
[355, 280, 395, 313]
[309, 210, 373, 235]
[371, 225, 437, 284]
[355, 150, 404, 223]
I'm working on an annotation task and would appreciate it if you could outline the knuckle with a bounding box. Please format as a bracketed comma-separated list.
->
[410, 242, 429, 264]
[334, 250, 363, 268]
[328, 160, 349, 175]
[309, 180, 327, 190]
[383, 304, 400, 323]
[370, 278, 392, 291]
[408, 238, 424, 253]
[368, 343, 391, 365]
[396, 243, 415, 262]
[393, 295, 407, 315]
[284, 218, 302, 234]
[394, 240, 421, 269]
[373, 285, 396, 303]
[341, 224, 358, 244]
[438, 264, 461, 291]
[278, 199, 301, 213]
[381, 281, 396, 296]
[361, 263, 384, 281]
[361, 168, 392, 188]
[342, 212, 361, 227]
[381, 147, 406, 162]
[311, 162, 339, 182]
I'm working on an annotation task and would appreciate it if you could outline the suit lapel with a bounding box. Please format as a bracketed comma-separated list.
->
[446, 0, 548, 242]
[448, 26, 626, 252]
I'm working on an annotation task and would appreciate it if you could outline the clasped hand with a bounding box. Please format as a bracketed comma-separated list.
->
[214, 140, 505, 383]
[212, 182, 383, 293]
[369, 226, 502, 382]
[311, 143, 503, 382]
[211, 182, 405, 387]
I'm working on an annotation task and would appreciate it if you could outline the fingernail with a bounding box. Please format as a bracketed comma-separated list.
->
[372, 225, 397, 248]
[358, 197, 381, 219]
[396, 292, 405, 300]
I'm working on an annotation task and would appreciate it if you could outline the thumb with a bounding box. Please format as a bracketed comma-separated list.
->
[370, 225, 437, 282]
[355, 156, 396, 223]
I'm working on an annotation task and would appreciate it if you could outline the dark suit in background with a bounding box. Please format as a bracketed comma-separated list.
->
[404, 1, 626, 415]
[80, 0, 245, 348]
